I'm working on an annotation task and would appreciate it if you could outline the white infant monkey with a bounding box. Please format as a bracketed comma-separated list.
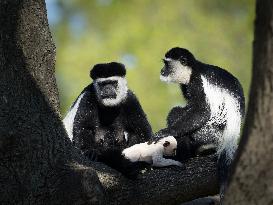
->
[122, 136, 183, 167]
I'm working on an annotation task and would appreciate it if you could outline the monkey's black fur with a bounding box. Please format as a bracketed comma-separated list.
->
[65, 62, 152, 178]
[158, 47, 244, 160]
[158, 47, 245, 199]
[72, 85, 152, 153]
[90, 62, 126, 79]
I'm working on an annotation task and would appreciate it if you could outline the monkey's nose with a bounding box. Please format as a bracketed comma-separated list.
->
[161, 67, 168, 76]
[161, 69, 166, 76]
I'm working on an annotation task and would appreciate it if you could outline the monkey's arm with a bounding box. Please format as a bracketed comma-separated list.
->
[165, 102, 210, 137]
[124, 91, 153, 143]
[72, 90, 100, 158]
[152, 154, 183, 167]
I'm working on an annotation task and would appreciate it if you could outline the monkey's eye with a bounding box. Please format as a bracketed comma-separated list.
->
[180, 57, 187, 65]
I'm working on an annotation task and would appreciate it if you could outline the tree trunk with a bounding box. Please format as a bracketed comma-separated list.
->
[0, 0, 223, 204]
[224, 0, 273, 204]
[0, 1, 105, 204]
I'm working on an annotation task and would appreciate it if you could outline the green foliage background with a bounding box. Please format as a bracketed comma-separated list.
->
[47, 0, 255, 132]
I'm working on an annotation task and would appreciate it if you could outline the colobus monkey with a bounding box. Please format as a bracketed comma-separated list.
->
[122, 136, 183, 167]
[158, 47, 245, 200]
[63, 62, 153, 177]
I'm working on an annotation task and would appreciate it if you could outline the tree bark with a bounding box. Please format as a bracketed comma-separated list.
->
[0, 0, 220, 204]
[224, 0, 273, 204]
[0, 1, 105, 204]
[95, 155, 218, 205]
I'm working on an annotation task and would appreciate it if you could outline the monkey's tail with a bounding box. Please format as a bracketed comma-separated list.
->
[216, 108, 241, 202]
[217, 149, 233, 202]
[217, 121, 240, 202]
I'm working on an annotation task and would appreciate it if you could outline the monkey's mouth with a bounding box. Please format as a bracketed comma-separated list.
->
[164, 149, 177, 157]
[160, 66, 174, 83]
[98, 81, 118, 99]
[101, 91, 117, 99]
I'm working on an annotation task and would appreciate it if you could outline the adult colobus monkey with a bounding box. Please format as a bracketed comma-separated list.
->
[63, 62, 153, 177]
[157, 47, 245, 200]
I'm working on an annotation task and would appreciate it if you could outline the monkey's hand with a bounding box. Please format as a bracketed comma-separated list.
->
[95, 128, 107, 139]
[172, 160, 184, 167]
[83, 149, 98, 161]
[154, 128, 176, 139]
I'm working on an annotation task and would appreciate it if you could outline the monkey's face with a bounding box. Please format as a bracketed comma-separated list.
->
[94, 76, 128, 106]
[161, 136, 178, 156]
[97, 80, 118, 99]
[160, 58, 192, 85]
[160, 47, 195, 85]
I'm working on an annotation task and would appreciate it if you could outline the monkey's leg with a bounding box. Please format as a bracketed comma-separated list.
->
[196, 143, 217, 156]
[218, 150, 231, 201]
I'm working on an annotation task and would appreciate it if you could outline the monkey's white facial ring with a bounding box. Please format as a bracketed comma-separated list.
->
[94, 76, 128, 106]
[160, 73, 172, 83]
[160, 59, 192, 85]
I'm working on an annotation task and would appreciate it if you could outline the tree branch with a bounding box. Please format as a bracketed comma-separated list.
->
[92, 154, 218, 205]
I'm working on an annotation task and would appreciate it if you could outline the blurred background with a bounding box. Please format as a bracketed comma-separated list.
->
[45, 0, 255, 132]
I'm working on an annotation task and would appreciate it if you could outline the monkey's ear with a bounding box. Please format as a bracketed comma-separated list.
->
[163, 141, 170, 147]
